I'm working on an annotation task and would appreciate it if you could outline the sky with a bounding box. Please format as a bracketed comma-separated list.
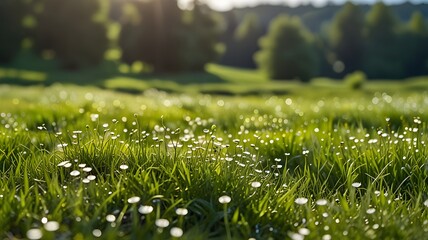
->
[178, 0, 428, 11]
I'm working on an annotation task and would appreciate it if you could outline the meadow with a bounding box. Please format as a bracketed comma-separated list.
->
[0, 81, 428, 239]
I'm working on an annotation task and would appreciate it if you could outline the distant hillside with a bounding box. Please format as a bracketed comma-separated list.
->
[223, 2, 428, 33]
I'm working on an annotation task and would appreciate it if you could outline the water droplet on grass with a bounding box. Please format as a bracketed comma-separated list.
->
[26, 229, 43, 240]
[127, 196, 140, 204]
[176, 208, 188, 216]
[170, 227, 183, 237]
[155, 219, 170, 228]
[44, 221, 60, 232]
[106, 214, 116, 222]
[87, 175, 96, 181]
[288, 232, 304, 240]
[119, 165, 129, 170]
[218, 195, 231, 204]
[138, 205, 154, 214]
[57, 161, 70, 167]
[322, 234, 332, 240]
[298, 228, 310, 235]
[295, 197, 308, 205]
[57, 143, 68, 148]
[366, 208, 376, 214]
[92, 229, 102, 237]
[251, 181, 262, 188]
[316, 199, 328, 206]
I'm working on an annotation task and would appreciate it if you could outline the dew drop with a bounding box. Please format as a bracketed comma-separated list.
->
[170, 227, 183, 237]
[366, 208, 376, 214]
[294, 197, 308, 205]
[92, 229, 102, 237]
[175, 208, 189, 216]
[218, 195, 231, 204]
[251, 181, 262, 188]
[155, 219, 170, 228]
[127, 196, 141, 204]
[106, 214, 116, 222]
[138, 205, 154, 214]
[44, 221, 60, 232]
[316, 199, 328, 206]
[26, 229, 43, 240]
[119, 165, 129, 170]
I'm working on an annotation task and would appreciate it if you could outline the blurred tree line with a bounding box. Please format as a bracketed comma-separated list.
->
[1, 0, 428, 81]
[0, 0, 222, 72]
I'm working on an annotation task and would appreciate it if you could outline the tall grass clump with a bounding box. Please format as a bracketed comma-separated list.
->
[344, 71, 367, 90]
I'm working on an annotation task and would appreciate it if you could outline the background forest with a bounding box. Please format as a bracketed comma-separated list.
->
[1, 0, 428, 83]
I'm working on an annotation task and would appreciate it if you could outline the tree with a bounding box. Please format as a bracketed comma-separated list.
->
[402, 11, 428, 76]
[366, 2, 399, 42]
[151, 0, 183, 72]
[232, 13, 264, 68]
[33, 0, 108, 70]
[119, 0, 183, 73]
[119, 0, 222, 73]
[118, 0, 148, 65]
[409, 11, 428, 35]
[255, 15, 318, 81]
[364, 2, 403, 78]
[329, 2, 365, 76]
[0, 0, 26, 63]
[218, 10, 239, 66]
[180, 1, 223, 71]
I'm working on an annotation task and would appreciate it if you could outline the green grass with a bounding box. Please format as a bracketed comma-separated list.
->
[0, 84, 427, 239]
[2, 53, 428, 96]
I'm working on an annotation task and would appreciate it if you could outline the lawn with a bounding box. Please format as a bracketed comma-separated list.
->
[0, 82, 427, 239]
[2, 53, 428, 96]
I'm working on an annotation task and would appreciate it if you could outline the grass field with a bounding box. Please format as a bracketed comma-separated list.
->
[0, 82, 427, 239]
[2, 51, 428, 96]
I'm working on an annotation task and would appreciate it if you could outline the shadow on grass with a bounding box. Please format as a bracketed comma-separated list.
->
[5, 51, 427, 96]
[0, 51, 229, 94]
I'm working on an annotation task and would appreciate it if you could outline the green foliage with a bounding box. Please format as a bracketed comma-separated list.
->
[329, 2, 365, 75]
[118, 0, 183, 73]
[0, 0, 26, 63]
[235, 13, 260, 41]
[409, 11, 428, 35]
[363, 2, 403, 79]
[227, 13, 264, 68]
[255, 15, 319, 81]
[144, 0, 183, 73]
[33, 0, 108, 70]
[344, 71, 367, 90]
[117, 1, 145, 65]
[1, 85, 428, 239]
[119, 0, 221, 73]
[401, 11, 428, 76]
[366, 2, 399, 42]
[218, 10, 240, 66]
[180, 1, 223, 71]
